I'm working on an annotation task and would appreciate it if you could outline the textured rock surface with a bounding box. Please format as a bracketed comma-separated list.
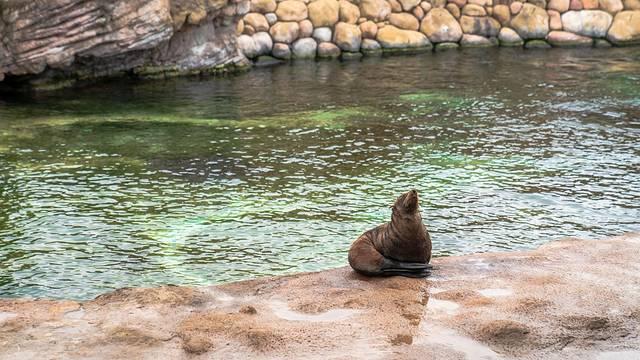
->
[308, 0, 340, 27]
[360, 0, 392, 21]
[463, 3, 488, 16]
[499, 27, 525, 44]
[547, 30, 593, 46]
[3, 0, 640, 85]
[376, 25, 431, 47]
[460, 15, 501, 36]
[313, 27, 333, 42]
[607, 10, 640, 44]
[339, 0, 361, 23]
[299, 19, 314, 37]
[511, 3, 550, 39]
[333, 21, 363, 50]
[276, 0, 308, 21]
[561, 10, 613, 37]
[0, 0, 249, 85]
[549, 9, 563, 29]
[548, 0, 570, 12]
[361, 38, 383, 51]
[244, 13, 270, 32]
[269, 21, 300, 43]
[3, 233, 638, 359]
[493, 5, 511, 25]
[251, 0, 277, 13]
[599, 0, 624, 13]
[460, 33, 496, 45]
[389, 13, 421, 30]
[272, 42, 292, 58]
[360, 20, 379, 38]
[291, 37, 317, 57]
[317, 41, 342, 56]
[238, 34, 260, 57]
[420, 8, 463, 42]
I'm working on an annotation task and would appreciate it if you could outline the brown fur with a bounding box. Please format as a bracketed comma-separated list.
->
[348, 190, 432, 276]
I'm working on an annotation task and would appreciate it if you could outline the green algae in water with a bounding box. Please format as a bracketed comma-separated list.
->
[398, 91, 473, 110]
[3, 49, 640, 300]
[0, 105, 375, 169]
[605, 74, 640, 98]
[0, 106, 371, 130]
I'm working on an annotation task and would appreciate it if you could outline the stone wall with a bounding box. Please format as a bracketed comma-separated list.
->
[1, 0, 639, 87]
[237, 0, 640, 59]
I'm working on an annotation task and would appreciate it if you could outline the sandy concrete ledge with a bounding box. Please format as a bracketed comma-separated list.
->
[1, 233, 639, 359]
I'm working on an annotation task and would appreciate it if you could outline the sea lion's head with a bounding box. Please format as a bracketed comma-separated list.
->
[393, 189, 420, 215]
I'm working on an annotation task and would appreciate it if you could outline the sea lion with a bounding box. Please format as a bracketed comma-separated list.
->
[348, 189, 432, 278]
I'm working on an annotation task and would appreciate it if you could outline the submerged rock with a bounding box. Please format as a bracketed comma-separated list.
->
[340, 51, 364, 59]
[434, 42, 461, 50]
[525, 39, 552, 48]
[594, 38, 613, 47]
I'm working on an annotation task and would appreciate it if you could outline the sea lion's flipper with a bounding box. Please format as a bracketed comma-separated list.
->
[379, 268, 431, 278]
[379, 257, 432, 278]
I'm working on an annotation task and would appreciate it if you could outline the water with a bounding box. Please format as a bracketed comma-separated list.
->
[0, 48, 639, 300]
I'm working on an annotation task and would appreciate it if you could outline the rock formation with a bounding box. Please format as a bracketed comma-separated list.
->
[1, 233, 639, 358]
[0, 0, 251, 86]
[2, 0, 640, 87]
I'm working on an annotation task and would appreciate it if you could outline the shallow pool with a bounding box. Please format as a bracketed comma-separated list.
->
[1, 48, 639, 299]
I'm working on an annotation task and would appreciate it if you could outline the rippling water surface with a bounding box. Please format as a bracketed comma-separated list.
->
[1, 48, 639, 299]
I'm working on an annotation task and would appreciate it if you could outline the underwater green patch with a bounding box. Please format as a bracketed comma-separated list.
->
[398, 91, 471, 109]
[604, 74, 640, 98]
[0, 105, 372, 130]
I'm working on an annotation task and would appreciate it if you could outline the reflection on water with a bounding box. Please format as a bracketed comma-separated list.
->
[1, 48, 639, 300]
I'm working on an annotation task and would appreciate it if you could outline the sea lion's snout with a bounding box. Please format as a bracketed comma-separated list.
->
[401, 190, 419, 211]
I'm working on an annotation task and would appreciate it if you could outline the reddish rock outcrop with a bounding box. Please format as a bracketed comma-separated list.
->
[1, 233, 639, 359]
